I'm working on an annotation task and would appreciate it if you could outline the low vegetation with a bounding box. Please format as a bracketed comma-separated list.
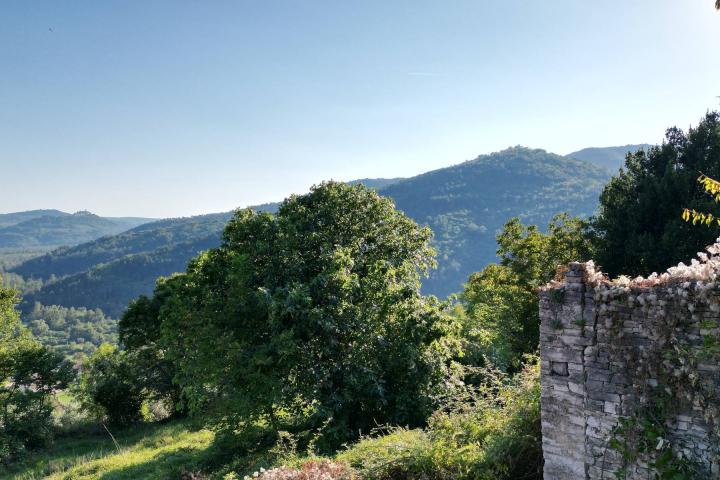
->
[24, 303, 117, 361]
[3, 421, 213, 480]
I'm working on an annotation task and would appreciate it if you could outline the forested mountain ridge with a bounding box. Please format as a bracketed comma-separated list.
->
[567, 144, 652, 171]
[21, 233, 224, 317]
[0, 209, 69, 228]
[377, 146, 610, 296]
[347, 177, 405, 189]
[12, 212, 233, 281]
[10, 146, 616, 316]
[0, 210, 154, 248]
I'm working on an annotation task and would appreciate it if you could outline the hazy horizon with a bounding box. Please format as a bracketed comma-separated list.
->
[2, 1, 718, 217]
[1, 142, 647, 218]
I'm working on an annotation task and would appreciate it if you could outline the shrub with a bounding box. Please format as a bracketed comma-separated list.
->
[74, 343, 144, 427]
[0, 287, 73, 464]
[337, 428, 435, 479]
[338, 359, 542, 480]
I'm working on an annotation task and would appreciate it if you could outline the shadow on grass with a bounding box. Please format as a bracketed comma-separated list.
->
[3, 420, 214, 480]
[95, 446, 208, 480]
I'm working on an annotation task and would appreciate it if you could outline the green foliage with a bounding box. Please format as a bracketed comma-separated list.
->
[683, 174, 720, 227]
[4, 358, 540, 479]
[0, 271, 43, 296]
[380, 146, 609, 297]
[0, 287, 73, 464]
[592, 111, 720, 277]
[0, 247, 53, 271]
[120, 287, 184, 413]
[22, 235, 223, 318]
[461, 214, 592, 370]
[610, 399, 702, 479]
[338, 359, 541, 480]
[23, 303, 117, 360]
[138, 182, 453, 451]
[13, 148, 609, 321]
[1, 420, 213, 480]
[74, 344, 144, 427]
[12, 212, 234, 318]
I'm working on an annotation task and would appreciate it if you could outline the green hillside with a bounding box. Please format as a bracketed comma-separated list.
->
[567, 144, 652, 171]
[0, 209, 69, 228]
[13, 212, 233, 281]
[11, 147, 610, 318]
[379, 146, 609, 296]
[21, 233, 223, 318]
[0, 211, 154, 249]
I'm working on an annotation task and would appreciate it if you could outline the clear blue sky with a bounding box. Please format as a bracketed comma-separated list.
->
[2, 1, 719, 218]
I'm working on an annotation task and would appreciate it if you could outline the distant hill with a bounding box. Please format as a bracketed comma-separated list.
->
[13, 147, 611, 316]
[0, 210, 154, 249]
[0, 209, 69, 228]
[14, 210, 276, 317]
[348, 178, 405, 189]
[567, 144, 652, 172]
[13, 212, 233, 281]
[23, 234, 224, 318]
[378, 146, 610, 296]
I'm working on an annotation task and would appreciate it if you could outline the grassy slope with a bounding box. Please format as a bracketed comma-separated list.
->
[4, 422, 213, 480]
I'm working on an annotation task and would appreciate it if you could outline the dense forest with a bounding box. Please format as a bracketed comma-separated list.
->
[380, 146, 610, 296]
[24, 303, 117, 360]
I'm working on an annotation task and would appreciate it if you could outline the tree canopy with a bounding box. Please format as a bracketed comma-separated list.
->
[461, 214, 593, 370]
[0, 287, 72, 463]
[123, 182, 453, 450]
[592, 111, 720, 277]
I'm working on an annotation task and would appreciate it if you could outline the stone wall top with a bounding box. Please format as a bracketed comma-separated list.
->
[539, 240, 720, 479]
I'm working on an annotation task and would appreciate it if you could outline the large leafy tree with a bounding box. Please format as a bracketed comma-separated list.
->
[0, 287, 72, 463]
[135, 182, 451, 450]
[462, 214, 593, 370]
[119, 278, 185, 414]
[592, 112, 720, 277]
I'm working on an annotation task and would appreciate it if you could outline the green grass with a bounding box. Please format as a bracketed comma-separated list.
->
[3, 421, 214, 480]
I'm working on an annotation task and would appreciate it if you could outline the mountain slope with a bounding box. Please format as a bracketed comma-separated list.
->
[22, 234, 223, 317]
[0, 209, 69, 228]
[13, 212, 233, 281]
[348, 178, 405, 189]
[0, 211, 154, 248]
[378, 146, 610, 296]
[567, 144, 652, 171]
[14, 147, 611, 315]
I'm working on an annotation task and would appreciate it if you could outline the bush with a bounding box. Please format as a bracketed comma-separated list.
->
[74, 343, 144, 427]
[337, 428, 435, 479]
[338, 359, 541, 480]
[0, 287, 73, 464]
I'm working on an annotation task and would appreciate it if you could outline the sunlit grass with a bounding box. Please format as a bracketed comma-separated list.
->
[5, 421, 214, 480]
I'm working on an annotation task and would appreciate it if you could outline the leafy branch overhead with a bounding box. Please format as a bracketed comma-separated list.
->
[683, 174, 720, 226]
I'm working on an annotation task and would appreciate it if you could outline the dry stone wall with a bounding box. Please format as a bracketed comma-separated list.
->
[540, 248, 720, 479]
